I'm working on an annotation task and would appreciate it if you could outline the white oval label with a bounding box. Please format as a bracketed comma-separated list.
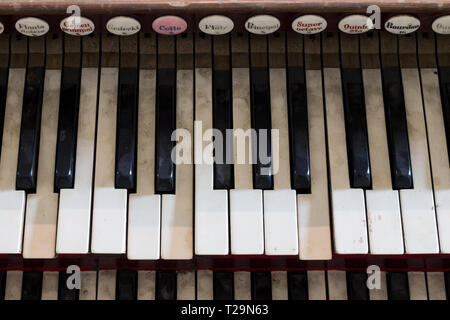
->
[199, 15, 234, 35]
[60, 16, 95, 36]
[338, 15, 373, 34]
[15, 17, 49, 37]
[245, 15, 280, 35]
[385, 15, 420, 35]
[292, 15, 327, 34]
[0, 22, 4, 35]
[432, 15, 450, 34]
[107, 16, 141, 36]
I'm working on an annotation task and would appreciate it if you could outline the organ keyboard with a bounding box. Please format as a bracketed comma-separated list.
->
[0, 0, 449, 301]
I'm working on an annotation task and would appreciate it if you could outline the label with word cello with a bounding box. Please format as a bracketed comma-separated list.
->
[338, 14, 373, 34]
[152, 15, 187, 35]
[432, 15, 450, 34]
[292, 15, 327, 34]
[107, 16, 141, 36]
[199, 15, 234, 35]
[60, 16, 95, 36]
[15, 17, 49, 37]
[384, 15, 420, 35]
[245, 15, 280, 35]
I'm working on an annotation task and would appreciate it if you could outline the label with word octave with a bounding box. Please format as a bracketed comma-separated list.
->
[199, 15, 234, 35]
[432, 15, 450, 34]
[15, 17, 49, 37]
[384, 15, 420, 35]
[245, 15, 280, 35]
[292, 15, 327, 34]
[60, 16, 95, 36]
[107, 16, 141, 36]
[152, 15, 187, 35]
[0, 22, 4, 35]
[338, 14, 373, 34]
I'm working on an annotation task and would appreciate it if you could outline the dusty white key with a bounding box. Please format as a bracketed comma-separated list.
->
[369, 271, 388, 300]
[230, 68, 264, 255]
[80, 271, 97, 300]
[400, 69, 439, 253]
[420, 68, 450, 253]
[234, 271, 251, 300]
[195, 68, 228, 255]
[271, 271, 288, 300]
[298, 70, 332, 260]
[5, 271, 23, 300]
[177, 271, 195, 300]
[408, 272, 427, 300]
[307, 271, 327, 300]
[56, 68, 98, 254]
[41, 271, 58, 300]
[91, 68, 128, 254]
[364, 69, 404, 254]
[427, 272, 446, 300]
[0, 69, 26, 254]
[197, 270, 213, 300]
[22, 70, 60, 259]
[127, 69, 161, 260]
[324, 68, 368, 254]
[97, 270, 116, 300]
[137, 271, 155, 300]
[327, 271, 347, 300]
[161, 69, 194, 259]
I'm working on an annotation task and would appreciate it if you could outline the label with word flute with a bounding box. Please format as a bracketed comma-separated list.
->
[199, 15, 234, 35]
[15, 17, 49, 37]
[432, 15, 450, 34]
[107, 16, 141, 36]
[245, 15, 280, 35]
[338, 14, 373, 34]
[152, 15, 187, 35]
[292, 15, 327, 34]
[385, 15, 420, 35]
[60, 16, 95, 36]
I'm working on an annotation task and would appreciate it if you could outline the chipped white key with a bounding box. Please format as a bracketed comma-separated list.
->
[324, 68, 368, 254]
[328, 271, 347, 300]
[91, 68, 128, 254]
[56, 68, 98, 254]
[0, 69, 26, 254]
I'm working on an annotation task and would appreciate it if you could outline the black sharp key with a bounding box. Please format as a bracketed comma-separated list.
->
[54, 66, 81, 190]
[286, 66, 311, 193]
[381, 67, 413, 189]
[213, 271, 234, 300]
[155, 67, 176, 194]
[251, 272, 272, 300]
[437, 66, 450, 163]
[341, 69, 372, 189]
[287, 271, 308, 300]
[212, 69, 234, 189]
[346, 271, 369, 300]
[0, 271, 6, 300]
[21, 271, 43, 301]
[445, 272, 450, 300]
[115, 67, 139, 191]
[116, 270, 138, 301]
[387, 272, 410, 300]
[156, 270, 177, 300]
[58, 270, 79, 300]
[16, 66, 46, 193]
[0, 67, 9, 160]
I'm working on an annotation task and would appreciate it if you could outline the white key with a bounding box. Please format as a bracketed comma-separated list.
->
[234, 271, 251, 300]
[327, 271, 347, 300]
[307, 271, 327, 300]
[271, 271, 288, 300]
[298, 70, 332, 260]
[80, 271, 97, 300]
[0, 69, 26, 254]
[420, 68, 450, 252]
[22, 70, 60, 259]
[230, 68, 264, 255]
[195, 68, 228, 255]
[127, 69, 160, 260]
[161, 69, 194, 259]
[137, 271, 155, 300]
[197, 270, 213, 300]
[323, 68, 368, 254]
[408, 272, 427, 300]
[369, 271, 388, 300]
[41, 271, 58, 300]
[400, 69, 439, 253]
[4, 271, 23, 300]
[364, 68, 404, 254]
[177, 271, 195, 300]
[97, 270, 116, 300]
[56, 68, 98, 254]
[427, 272, 446, 300]
[91, 68, 128, 254]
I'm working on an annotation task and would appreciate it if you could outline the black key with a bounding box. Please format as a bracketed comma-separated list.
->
[251, 272, 272, 300]
[381, 67, 413, 189]
[341, 69, 372, 189]
[22, 271, 43, 301]
[387, 272, 410, 300]
[115, 67, 139, 191]
[346, 271, 369, 300]
[116, 270, 138, 301]
[437, 66, 450, 163]
[16, 66, 46, 193]
[286, 66, 311, 193]
[54, 66, 81, 190]
[156, 270, 176, 300]
[445, 272, 450, 300]
[0, 67, 9, 160]
[287, 271, 308, 300]
[58, 270, 79, 300]
[0, 270, 6, 300]
[213, 271, 234, 300]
